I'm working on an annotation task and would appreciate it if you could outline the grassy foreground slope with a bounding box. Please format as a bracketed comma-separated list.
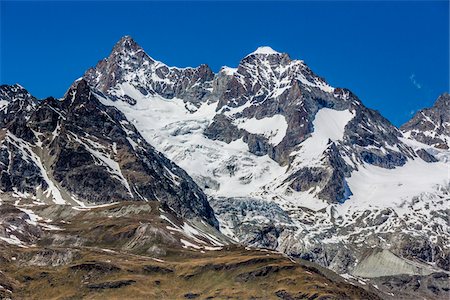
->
[0, 199, 380, 299]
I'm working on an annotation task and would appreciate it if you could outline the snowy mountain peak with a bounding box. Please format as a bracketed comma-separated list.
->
[84, 37, 214, 105]
[1, 83, 28, 94]
[112, 35, 144, 54]
[248, 46, 282, 56]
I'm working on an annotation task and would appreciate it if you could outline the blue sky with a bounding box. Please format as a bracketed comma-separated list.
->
[1, 1, 448, 126]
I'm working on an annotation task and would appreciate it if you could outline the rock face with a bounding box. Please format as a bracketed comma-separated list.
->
[80, 36, 449, 284]
[401, 93, 450, 149]
[0, 81, 218, 227]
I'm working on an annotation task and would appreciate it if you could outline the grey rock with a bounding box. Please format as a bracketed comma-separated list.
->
[415, 148, 438, 163]
[401, 93, 450, 149]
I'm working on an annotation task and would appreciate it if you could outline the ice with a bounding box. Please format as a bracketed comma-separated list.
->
[220, 66, 237, 76]
[342, 158, 449, 216]
[98, 88, 286, 199]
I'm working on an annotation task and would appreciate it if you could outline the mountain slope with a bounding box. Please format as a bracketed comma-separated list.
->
[0, 199, 383, 300]
[0, 80, 217, 227]
[82, 36, 450, 282]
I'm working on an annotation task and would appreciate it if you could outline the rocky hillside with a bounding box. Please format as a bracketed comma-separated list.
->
[0, 196, 383, 299]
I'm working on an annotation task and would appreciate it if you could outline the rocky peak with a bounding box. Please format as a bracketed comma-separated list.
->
[84, 36, 214, 105]
[0, 84, 36, 104]
[112, 35, 145, 55]
[434, 92, 450, 108]
[215, 46, 334, 112]
[62, 78, 97, 109]
[401, 92, 450, 149]
[0, 84, 37, 142]
[108, 35, 155, 67]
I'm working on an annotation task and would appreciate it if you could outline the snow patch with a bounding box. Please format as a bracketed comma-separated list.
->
[291, 108, 355, 166]
[180, 239, 201, 249]
[234, 114, 288, 146]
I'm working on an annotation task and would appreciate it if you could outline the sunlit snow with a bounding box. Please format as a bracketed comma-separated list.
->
[234, 114, 288, 146]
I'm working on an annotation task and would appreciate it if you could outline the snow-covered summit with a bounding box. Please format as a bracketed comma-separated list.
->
[113, 35, 142, 51]
[247, 46, 281, 56]
[84, 35, 214, 104]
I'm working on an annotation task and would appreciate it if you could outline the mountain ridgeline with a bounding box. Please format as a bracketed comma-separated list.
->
[0, 36, 449, 299]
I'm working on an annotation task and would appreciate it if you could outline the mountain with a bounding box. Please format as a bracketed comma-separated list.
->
[82, 35, 449, 286]
[0, 83, 382, 299]
[0, 36, 448, 299]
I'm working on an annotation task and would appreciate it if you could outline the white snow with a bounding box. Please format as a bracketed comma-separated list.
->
[0, 100, 9, 111]
[182, 222, 201, 237]
[98, 88, 286, 199]
[180, 238, 201, 249]
[342, 155, 449, 216]
[290, 108, 355, 167]
[18, 207, 42, 225]
[72, 202, 118, 210]
[0, 235, 24, 246]
[160, 214, 181, 229]
[220, 66, 237, 76]
[40, 223, 63, 231]
[204, 246, 223, 251]
[248, 46, 280, 56]
[234, 114, 288, 146]
[152, 258, 165, 263]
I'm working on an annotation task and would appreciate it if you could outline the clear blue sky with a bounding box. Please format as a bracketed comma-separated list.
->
[1, 1, 448, 126]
